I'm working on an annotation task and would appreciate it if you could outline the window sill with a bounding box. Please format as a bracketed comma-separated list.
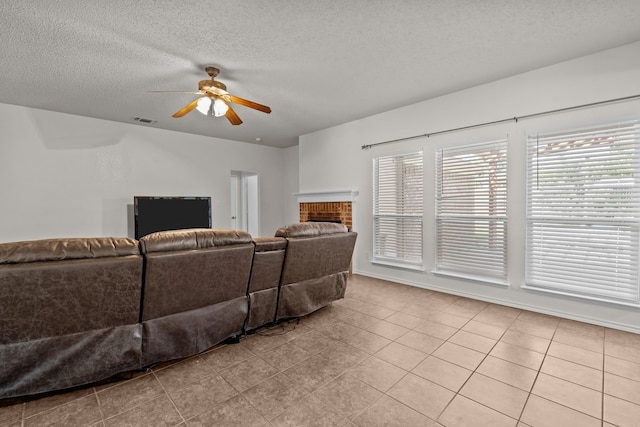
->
[371, 258, 425, 272]
[432, 269, 509, 287]
[522, 283, 640, 308]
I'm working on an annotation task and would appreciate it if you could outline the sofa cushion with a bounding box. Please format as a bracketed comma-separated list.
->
[139, 228, 252, 253]
[253, 236, 287, 252]
[275, 222, 347, 238]
[0, 237, 139, 264]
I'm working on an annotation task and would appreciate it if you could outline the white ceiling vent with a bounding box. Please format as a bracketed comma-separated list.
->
[130, 116, 157, 124]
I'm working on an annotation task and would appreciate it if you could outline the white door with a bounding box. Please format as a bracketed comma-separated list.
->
[230, 171, 259, 235]
[230, 174, 239, 229]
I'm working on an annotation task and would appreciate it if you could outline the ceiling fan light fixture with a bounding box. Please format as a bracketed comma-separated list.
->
[196, 97, 212, 115]
[213, 98, 229, 117]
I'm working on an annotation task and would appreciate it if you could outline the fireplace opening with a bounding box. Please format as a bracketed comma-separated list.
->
[299, 202, 352, 230]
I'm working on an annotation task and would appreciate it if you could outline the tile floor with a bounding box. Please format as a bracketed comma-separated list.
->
[2, 274, 640, 426]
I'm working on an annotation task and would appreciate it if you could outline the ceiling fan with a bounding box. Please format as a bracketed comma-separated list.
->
[149, 66, 271, 125]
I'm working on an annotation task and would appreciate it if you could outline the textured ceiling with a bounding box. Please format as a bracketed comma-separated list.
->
[2, 1, 640, 148]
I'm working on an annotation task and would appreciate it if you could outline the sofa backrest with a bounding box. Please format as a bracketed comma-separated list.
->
[0, 237, 143, 344]
[248, 237, 287, 293]
[275, 222, 357, 285]
[139, 229, 255, 321]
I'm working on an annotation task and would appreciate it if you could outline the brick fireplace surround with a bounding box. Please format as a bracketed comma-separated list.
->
[295, 191, 358, 230]
[299, 202, 352, 229]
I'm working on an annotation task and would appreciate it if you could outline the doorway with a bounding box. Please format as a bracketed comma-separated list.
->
[230, 171, 259, 235]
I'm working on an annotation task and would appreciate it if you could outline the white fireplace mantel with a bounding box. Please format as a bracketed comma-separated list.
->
[294, 190, 359, 203]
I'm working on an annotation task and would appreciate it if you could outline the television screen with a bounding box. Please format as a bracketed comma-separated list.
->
[134, 196, 212, 239]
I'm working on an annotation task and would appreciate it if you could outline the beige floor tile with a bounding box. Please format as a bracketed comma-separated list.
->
[412, 356, 472, 392]
[477, 355, 538, 391]
[500, 330, 550, 354]
[431, 342, 485, 371]
[401, 303, 440, 320]
[258, 340, 312, 371]
[318, 342, 369, 371]
[605, 328, 640, 349]
[490, 342, 545, 371]
[547, 341, 603, 370]
[461, 319, 507, 340]
[414, 319, 458, 341]
[342, 329, 392, 354]
[473, 305, 520, 328]
[385, 311, 424, 329]
[347, 356, 407, 392]
[552, 328, 604, 353]
[282, 353, 347, 393]
[153, 355, 216, 393]
[428, 311, 469, 329]
[185, 394, 267, 427]
[387, 373, 454, 420]
[540, 356, 603, 391]
[531, 373, 602, 419]
[270, 395, 354, 427]
[396, 330, 444, 354]
[96, 373, 165, 419]
[437, 395, 516, 427]
[335, 308, 382, 329]
[605, 340, 640, 364]
[441, 300, 486, 319]
[312, 319, 363, 341]
[509, 318, 557, 340]
[375, 342, 427, 370]
[240, 330, 292, 354]
[241, 373, 308, 421]
[603, 394, 640, 427]
[290, 330, 340, 355]
[352, 395, 440, 427]
[166, 372, 237, 420]
[448, 330, 497, 353]
[460, 373, 528, 419]
[201, 342, 256, 371]
[24, 394, 102, 427]
[557, 319, 604, 339]
[604, 372, 640, 405]
[23, 387, 93, 418]
[102, 393, 182, 427]
[0, 400, 23, 426]
[313, 374, 382, 420]
[520, 395, 601, 427]
[605, 355, 640, 382]
[365, 320, 410, 340]
[219, 356, 279, 392]
[344, 300, 396, 320]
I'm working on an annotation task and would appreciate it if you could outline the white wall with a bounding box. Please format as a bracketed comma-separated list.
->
[299, 40, 640, 332]
[0, 104, 293, 241]
[282, 145, 300, 227]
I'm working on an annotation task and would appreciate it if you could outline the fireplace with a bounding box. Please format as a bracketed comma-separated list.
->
[295, 191, 358, 230]
[300, 202, 352, 229]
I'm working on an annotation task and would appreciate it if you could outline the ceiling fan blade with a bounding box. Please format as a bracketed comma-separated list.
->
[172, 98, 201, 118]
[227, 95, 272, 114]
[225, 104, 243, 125]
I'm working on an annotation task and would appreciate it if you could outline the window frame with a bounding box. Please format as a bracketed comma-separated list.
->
[434, 139, 509, 285]
[372, 150, 424, 270]
[524, 120, 640, 306]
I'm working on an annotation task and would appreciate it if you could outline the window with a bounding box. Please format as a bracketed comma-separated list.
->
[526, 121, 640, 305]
[435, 140, 508, 283]
[373, 151, 423, 269]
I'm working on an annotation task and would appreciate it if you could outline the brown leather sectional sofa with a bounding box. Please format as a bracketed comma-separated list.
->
[0, 222, 356, 399]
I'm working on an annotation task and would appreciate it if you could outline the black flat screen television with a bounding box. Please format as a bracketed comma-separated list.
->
[134, 196, 212, 239]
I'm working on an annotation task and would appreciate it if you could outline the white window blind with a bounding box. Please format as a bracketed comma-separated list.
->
[526, 121, 640, 305]
[373, 151, 424, 269]
[435, 140, 508, 282]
